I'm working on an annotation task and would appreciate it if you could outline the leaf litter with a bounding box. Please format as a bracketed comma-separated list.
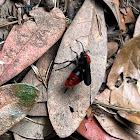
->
[0, 0, 140, 140]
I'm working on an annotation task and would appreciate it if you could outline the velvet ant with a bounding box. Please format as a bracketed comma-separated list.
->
[55, 40, 91, 92]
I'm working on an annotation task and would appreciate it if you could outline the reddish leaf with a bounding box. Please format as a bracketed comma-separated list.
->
[77, 113, 118, 140]
[0, 83, 39, 135]
[0, 8, 65, 85]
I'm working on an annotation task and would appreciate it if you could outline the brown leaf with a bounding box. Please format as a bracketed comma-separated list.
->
[118, 111, 140, 124]
[0, 83, 39, 135]
[95, 89, 111, 104]
[0, 7, 65, 85]
[10, 117, 53, 139]
[120, 7, 136, 24]
[107, 35, 140, 124]
[47, 0, 107, 138]
[107, 42, 118, 58]
[103, 0, 126, 31]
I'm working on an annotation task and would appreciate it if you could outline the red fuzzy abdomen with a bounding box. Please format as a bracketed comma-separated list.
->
[65, 72, 81, 87]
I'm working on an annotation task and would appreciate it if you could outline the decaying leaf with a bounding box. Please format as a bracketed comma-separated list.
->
[28, 102, 47, 116]
[77, 113, 118, 140]
[0, 83, 39, 135]
[10, 117, 53, 139]
[95, 88, 111, 104]
[107, 42, 118, 58]
[0, 0, 13, 18]
[0, 7, 65, 85]
[103, 0, 126, 31]
[120, 7, 136, 24]
[47, 0, 107, 138]
[107, 35, 140, 124]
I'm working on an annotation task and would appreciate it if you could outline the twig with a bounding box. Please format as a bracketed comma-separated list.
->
[25, 117, 47, 126]
[0, 17, 32, 28]
[63, 0, 68, 13]
[129, 3, 139, 13]
[93, 99, 140, 113]
[31, 60, 53, 89]
[44, 60, 53, 85]
[0, 20, 18, 28]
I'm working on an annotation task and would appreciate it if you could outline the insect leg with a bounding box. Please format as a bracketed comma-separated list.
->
[54, 60, 72, 64]
[55, 61, 75, 71]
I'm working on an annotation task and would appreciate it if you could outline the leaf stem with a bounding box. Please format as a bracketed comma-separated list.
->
[93, 99, 140, 113]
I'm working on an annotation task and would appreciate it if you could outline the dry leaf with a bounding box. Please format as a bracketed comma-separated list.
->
[47, 0, 107, 138]
[10, 117, 53, 139]
[0, 83, 39, 135]
[107, 42, 118, 58]
[28, 102, 47, 116]
[103, 0, 126, 31]
[95, 89, 111, 104]
[14, 133, 32, 140]
[0, 8, 65, 85]
[120, 7, 136, 24]
[107, 35, 140, 124]
[0, 0, 13, 18]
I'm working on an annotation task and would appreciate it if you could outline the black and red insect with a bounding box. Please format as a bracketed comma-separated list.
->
[55, 40, 91, 90]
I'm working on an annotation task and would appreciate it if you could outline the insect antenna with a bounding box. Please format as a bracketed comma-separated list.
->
[70, 47, 78, 60]
[76, 39, 85, 52]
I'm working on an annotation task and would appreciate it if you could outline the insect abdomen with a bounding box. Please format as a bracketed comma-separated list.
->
[65, 68, 83, 88]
